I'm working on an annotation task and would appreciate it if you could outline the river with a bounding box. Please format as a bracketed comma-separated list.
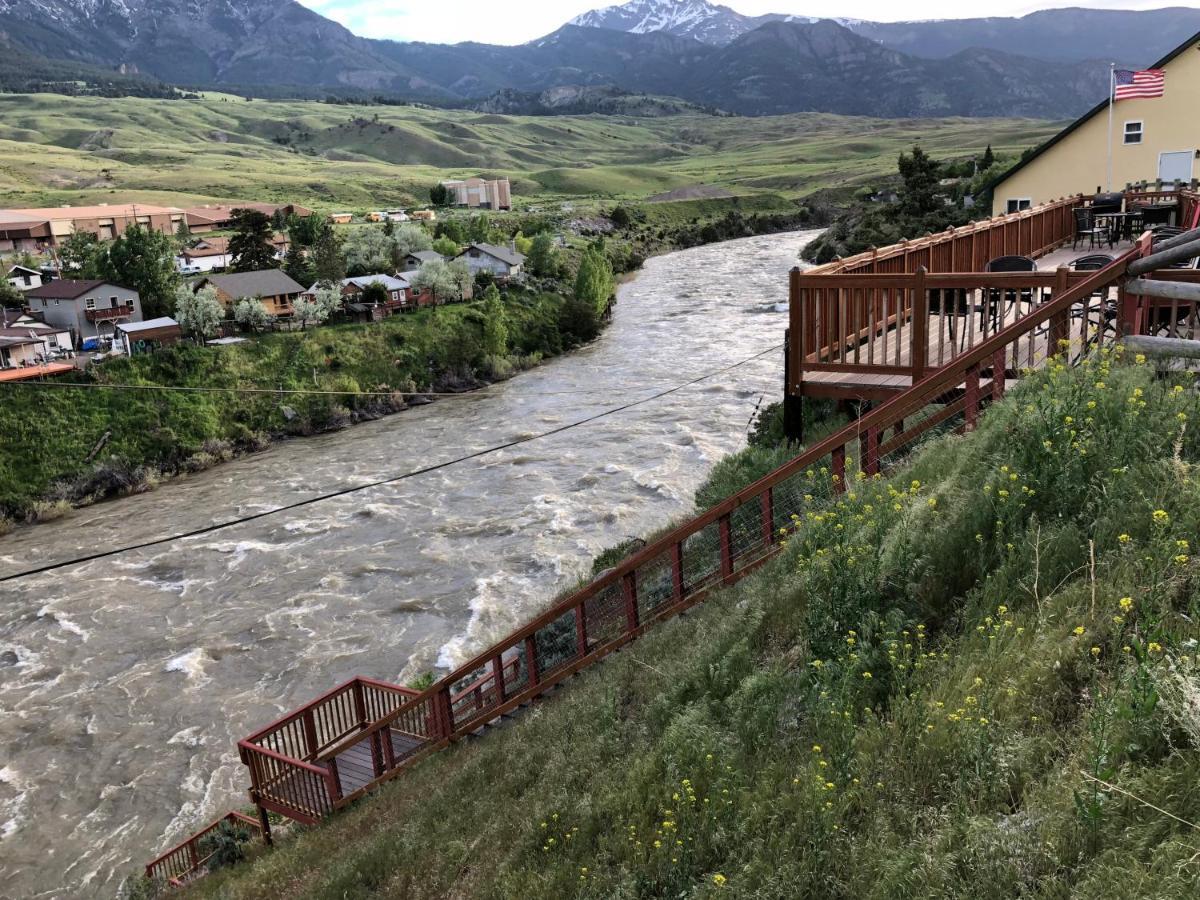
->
[0, 229, 818, 897]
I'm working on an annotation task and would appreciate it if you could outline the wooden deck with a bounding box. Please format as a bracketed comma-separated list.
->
[329, 728, 426, 796]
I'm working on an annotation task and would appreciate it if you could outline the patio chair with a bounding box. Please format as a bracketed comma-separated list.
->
[1073, 207, 1108, 250]
[1070, 254, 1114, 271]
[983, 255, 1038, 335]
[1069, 254, 1118, 352]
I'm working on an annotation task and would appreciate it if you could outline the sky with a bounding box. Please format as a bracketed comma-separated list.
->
[296, 0, 1198, 45]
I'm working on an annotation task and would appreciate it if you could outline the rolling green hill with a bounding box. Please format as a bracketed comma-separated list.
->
[0, 93, 1060, 211]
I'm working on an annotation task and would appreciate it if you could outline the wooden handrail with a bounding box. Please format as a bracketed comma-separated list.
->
[145, 811, 262, 884]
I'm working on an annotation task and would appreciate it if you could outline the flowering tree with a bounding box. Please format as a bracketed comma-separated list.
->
[173, 284, 224, 344]
[233, 298, 272, 333]
[293, 285, 342, 330]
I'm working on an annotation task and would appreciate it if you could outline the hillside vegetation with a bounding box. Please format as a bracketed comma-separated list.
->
[185, 351, 1200, 898]
[0, 93, 1058, 211]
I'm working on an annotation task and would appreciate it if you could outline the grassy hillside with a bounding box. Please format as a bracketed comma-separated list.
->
[183, 352, 1200, 899]
[0, 93, 1059, 211]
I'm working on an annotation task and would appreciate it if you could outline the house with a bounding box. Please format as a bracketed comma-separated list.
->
[991, 30, 1200, 215]
[326, 274, 412, 321]
[455, 243, 525, 280]
[398, 270, 436, 308]
[0, 203, 185, 251]
[440, 177, 512, 211]
[184, 203, 313, 234]
[0, 309, 73, 354]
[175, 234, 288, 274]
[23, 279, 142, 343]
[6, 265, 44, 291]
[197, 270, 306, 318]
[115, 317, 182, 355]
[329, 213, 354, 225]
[403, 250, 444, 270]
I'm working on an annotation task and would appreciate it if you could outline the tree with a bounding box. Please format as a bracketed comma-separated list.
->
[411, 259, 457, 304]
[513, 231, 533, 255]
[283, 245, 314, 287]
[228, 208, 278, 272]
[432, 236, 459, 259]
[270, 208, 288, 232]
[343, 226, 396, 276]
[173, 284, 224, 343]
[359, 281, 388, 305]
[981, 144, 996, 171]
[430, 183, 451, 207]
[447, 258, 473, 300]
[393, 224, 433, 259]
[574, 243, 614, 315]
[289, 214, 330, 248]
[436, 219, 467, 245]
[897, 145, 942, 218]
[97, 225, 180, 318]
[0, 278, 23, 307]
[292, 285, 341, 330]
[610, 206, 632, 228]
[58, 231, 103, 277]
[312, 228, 346, 284]
[233, 297, 272, 332]
[479, 283, 507, 358]
[527, 233, 558, 278]
[175, 219, 192, 246]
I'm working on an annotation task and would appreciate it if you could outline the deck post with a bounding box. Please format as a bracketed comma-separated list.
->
[326, 757, 344, 802]
[491, 654, 507, 703]
[671, 542, 685, 602]
[965, 364, 981, 431]
[302, 710, 319, 760]
[257, 803, 273, 847]
[831, 444, 847, 494]
[761, 487, 775, 546]
[911, 267, 928, 380]
[862, 427, 880, 476]
[992, 348, 1007, 400]
[352, 680, 368, 731]
[524, 635, 540, 691]
[622, 571, 640, 633]
[783, 326, 804, 442]
[1049, 267, 1070, 351]
[574, 602, 588, 658]
[719, 514, 735, 583]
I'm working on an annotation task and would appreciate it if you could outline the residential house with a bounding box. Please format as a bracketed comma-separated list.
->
[403, 250, 444, 270]
[24, 279, 142, 344]
[0, 203, 185, 251]
[0, 309, 73, 354]
[331, 274, 413, 321]
[6, 265, 44, 291]
[197, 270, 306, 318]
[115, 317, 182, 355]
[991, 30, 1200, 214]
[440, 177, 512, 211]
[455, 243, 525, 280]
[184, 203, 313, 234]
[398, 270, 436, 308]
[175, 234, 288, 274]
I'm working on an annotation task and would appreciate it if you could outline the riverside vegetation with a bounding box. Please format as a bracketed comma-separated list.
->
[179, 351, 1200, 898]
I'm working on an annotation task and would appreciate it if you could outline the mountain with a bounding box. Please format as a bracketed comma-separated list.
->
[570, 0, 797, 46]
[471, 85, 724, 117]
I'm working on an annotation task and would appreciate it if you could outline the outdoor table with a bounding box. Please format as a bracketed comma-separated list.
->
[1094, 211, 1142, 243]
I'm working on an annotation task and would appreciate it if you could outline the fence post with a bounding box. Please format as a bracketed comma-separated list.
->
[965, 364, 981, 431]
[786, 271, 805, 442]
[761, 487, 775, 546]
[574, 603, 588, 658]
[719, 514, 734, 583]
[326, 757, 344, 802]
[523, 636, 540, 691]
[621, 570, 640, 632]
[911, 266, 928, 380]
[992, 347, 1007, 400]
[1049, 267, 1070, 351]
[302, 710, 319, 760]
[352, 680, 368, 730]
[862, 427, 880, 476]
[491, 654, 507, 703]
[831, 444, 847, 494]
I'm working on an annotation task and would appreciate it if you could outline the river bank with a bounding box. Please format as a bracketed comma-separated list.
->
[0, 230, 819, 898]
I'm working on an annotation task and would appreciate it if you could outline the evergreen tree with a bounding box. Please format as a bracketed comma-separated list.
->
[312, 229, 346, 285]
[227, 208, 278, 272]
[283, 245, 314, 287]
[175, 218, 192, 245]
[897, 145, 942, 218]
[981, 144, 996, 170]
[97, 225, 180, 318]
[527, 233, 559, 278]
[430, 183, 451, 207]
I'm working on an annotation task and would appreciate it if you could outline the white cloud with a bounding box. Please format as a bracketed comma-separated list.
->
[294, 0, 1200, 45]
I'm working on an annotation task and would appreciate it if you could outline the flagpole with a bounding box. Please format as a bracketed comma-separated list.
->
[1106, 63, 1115, 192]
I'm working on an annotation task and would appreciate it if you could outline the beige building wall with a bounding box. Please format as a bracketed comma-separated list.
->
[992, 40, 1200, 216]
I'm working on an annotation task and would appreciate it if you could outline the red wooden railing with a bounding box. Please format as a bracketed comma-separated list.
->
[224, 240, 1154, 838]
[144, 812, 262, 887]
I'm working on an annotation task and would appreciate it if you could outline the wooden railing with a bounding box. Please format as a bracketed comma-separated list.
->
[230, 242, 1149, 836]
[144, 812, 262, 887]
[811, 195, 1083, 276]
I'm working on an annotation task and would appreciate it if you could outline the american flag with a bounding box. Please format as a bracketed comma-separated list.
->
[1114, 69, 1165, 100]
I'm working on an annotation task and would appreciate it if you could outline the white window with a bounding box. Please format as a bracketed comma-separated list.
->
[1006, 198, 1032, 214]
[85, 297, 96, 310]
[1124, 121, 1144, 145]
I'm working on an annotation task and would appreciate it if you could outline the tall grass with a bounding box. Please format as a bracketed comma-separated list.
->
[185, 350, 1200, 899]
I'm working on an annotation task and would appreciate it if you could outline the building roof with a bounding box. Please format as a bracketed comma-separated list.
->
[117, 317, 180, 335]
[459, 243, 525, 267]
[7, 265, 40, 276]
[406, 250, 444, 263]
[991, 30, 1200, 195]
[184, 203, 312, 226]
[344, 274, 409, 291]
[25, 279, 113, 300]
[200, 269, 305, 298]
[0, 203, 182, 224]
[0, 329, 46, 346]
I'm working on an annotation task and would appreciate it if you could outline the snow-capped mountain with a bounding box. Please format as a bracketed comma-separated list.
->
[570, 0, 803, 46]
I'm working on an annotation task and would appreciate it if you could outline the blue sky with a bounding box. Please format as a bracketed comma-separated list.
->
[295, 0, 1199, 45]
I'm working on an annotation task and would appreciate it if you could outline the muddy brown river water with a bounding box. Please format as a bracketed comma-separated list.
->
[0, 230, 818, 897]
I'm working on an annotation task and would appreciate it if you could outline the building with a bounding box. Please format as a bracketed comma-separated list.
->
[0, 203, 186, 252]
[6, 265, 44, 292]
[0, 310, 73, 354]
[23, 279, 142, 343]
[397, 271, 436, 308]
[403, 250, 444, 269]
[386, 210, 410, 223]
[184, 203, 313, 234]
[991, 31, 1200, 215]
[441, 178, 512, 211]
[175, 235, 288, 274]
[410, 210, 437, 222]
[197, 270, 306, 318]
[455, 243, 525, 280]
[116, 318, 182, 355]
[329, 213, 354, 225]
[329, 274, 413, 321]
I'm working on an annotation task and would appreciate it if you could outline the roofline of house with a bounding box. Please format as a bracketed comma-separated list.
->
[988, 30, 1200, 197]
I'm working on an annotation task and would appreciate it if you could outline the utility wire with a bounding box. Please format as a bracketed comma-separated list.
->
[0, 344, 782, 583]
